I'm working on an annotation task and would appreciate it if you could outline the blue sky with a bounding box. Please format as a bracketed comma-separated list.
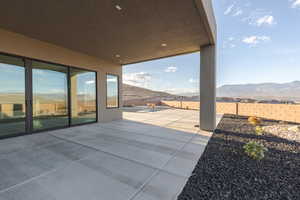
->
[124, 0, 300, 94]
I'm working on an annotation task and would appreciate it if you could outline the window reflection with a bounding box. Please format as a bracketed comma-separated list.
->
[32, 61, 68, 130]
[0, 55, 25, 136]
[70, 68, 96, 125]
[106, 74, 119, 108]
[0, 53, 99, 136]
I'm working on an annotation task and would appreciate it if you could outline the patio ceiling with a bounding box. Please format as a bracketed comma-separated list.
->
[0, 0, 216, 65]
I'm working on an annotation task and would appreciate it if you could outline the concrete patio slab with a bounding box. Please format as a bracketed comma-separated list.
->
[64, 134, 175, 169]
[0, 139, 98, 192]
[132, 171, 187, 200]
[0, 108, 222, 200]
[163, 141, 208, 177]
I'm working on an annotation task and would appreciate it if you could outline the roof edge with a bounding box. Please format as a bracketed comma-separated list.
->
[194, 0, 217, 45]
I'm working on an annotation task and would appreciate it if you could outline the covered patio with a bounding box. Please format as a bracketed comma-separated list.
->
[0, 0, 217, 133]
[0, 0, 219, 199]
[0, 109, 222, 200]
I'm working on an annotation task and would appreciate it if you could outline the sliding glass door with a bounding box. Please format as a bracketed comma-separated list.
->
[0, 53, 98, 138]
[32, 61, 69, 131]
[0, 55, 26, 137]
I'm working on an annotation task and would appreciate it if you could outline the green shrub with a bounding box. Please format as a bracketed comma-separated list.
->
[243, 141, 267, 160]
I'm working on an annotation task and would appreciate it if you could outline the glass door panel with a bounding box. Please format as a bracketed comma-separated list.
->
[32, 61, 68, 131]
[70, 68, 96, 125]
[106, 74, 119, 108]
[0, 55, 26, 137]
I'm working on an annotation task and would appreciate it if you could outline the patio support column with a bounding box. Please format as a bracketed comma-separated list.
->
[200, 44, 216, 131]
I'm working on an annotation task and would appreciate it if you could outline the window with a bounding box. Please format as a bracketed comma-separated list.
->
[0, 52, 99, 138]
[106, 74, 119, 108]
[70, 68, 97, 125]
[32, 61, 69, 131]
[0, 55, 25, 137]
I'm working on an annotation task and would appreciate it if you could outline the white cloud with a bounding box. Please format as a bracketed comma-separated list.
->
[292, 0, 300, 8]
[232, 9, 243, 16]
[224, 4, 234, 15]
[255, 15, 276, 26]
[243, 9, 276, 27]
[224, 4, 243, 17]
[164, 66, 177, 73]
[123, 72, 152, 87]
[85, 80, 95, 84]
[242, 36, 271, 46]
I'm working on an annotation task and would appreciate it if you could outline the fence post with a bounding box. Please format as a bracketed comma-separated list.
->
[236, 103, 239, 116]
[180, 96, 183, 109]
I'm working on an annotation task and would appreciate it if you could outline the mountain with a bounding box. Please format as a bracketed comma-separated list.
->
[122, 84, 179, 105]
[217, 81, 300, 101]
[123, 84, 178, 100]
[122, 81, 300, 105]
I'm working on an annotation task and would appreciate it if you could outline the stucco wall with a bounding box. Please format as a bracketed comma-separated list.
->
[0, 28, 122, 122]
[162, 101, 300, 123]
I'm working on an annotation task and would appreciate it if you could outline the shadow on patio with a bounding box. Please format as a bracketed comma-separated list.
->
[0, 108, 221, 200]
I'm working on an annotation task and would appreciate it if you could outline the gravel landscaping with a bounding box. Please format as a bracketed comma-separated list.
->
[178, 114, 300, 200]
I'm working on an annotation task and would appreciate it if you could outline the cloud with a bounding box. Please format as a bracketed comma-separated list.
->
[85, 80, 95, 84]
[123, 72, 152, 87]
[224, 4, 243, 17]
[255, 15, 276, 26]
[242, 36, 271, 46]
[243, 9, 276, 27]
[232, 9, 243, 16]
[224, 4, 234, 15]
[165, 66, 177, 73]
[291, 0, 300, 8]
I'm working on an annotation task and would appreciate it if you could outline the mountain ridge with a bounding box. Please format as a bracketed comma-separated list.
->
[217, 81, 300, 100]
[123, 81, 300, 103]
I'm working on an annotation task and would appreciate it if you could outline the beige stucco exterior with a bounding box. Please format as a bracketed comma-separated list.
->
[0, 28, 122, 122]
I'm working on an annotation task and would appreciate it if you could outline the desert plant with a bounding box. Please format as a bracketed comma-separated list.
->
[248, 116, 261, 126]
[243, 141, 267, 160]
[255, 126, 264, 135]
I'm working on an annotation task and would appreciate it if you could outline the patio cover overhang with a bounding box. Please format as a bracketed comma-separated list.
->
[0, 0, 217, 131]
[0, 0, 216, 64]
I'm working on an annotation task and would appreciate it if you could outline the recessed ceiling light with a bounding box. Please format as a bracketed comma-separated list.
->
[115, 5, 122, 10]
[161, 43, 167, 47]
[115, 54, 120, 58]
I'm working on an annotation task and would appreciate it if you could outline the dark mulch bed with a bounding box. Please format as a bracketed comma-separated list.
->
[178, 114, 300, 200]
